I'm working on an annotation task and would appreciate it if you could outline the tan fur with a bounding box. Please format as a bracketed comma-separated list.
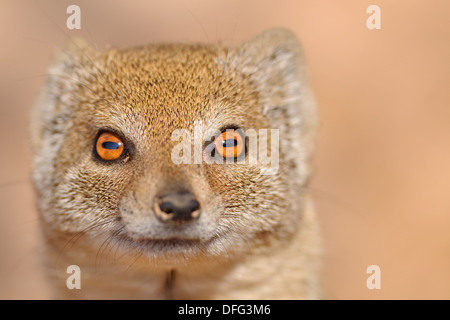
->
[30, 28, 321, 299]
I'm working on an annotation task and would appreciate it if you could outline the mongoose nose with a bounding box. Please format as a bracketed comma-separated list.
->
[154, 191, 201, 224]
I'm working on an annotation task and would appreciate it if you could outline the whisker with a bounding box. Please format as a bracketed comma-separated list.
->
[2, 73, 96, 95]
[112, 226, 127, 263]
[15, 216, 43, 227]
[0, 179, 31, 190]
[302, 186, 367, 222]
[122, 249, 144, 275]
[181, 2, 210, 44]
[95, 227, 123, 269]
[56, 217, 118, 263]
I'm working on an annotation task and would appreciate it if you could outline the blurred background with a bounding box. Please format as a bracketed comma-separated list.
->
[0, 0, 449, 299]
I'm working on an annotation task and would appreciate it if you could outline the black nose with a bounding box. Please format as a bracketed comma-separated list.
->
[154, 191, 201, 224]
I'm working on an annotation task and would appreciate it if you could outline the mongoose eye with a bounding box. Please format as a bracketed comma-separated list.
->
[214, 129, 245, 159]
[95, 132, 125, 161]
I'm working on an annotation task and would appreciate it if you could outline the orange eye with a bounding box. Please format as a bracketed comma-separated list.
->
[95, 132, 124, 161]
[214, 129, 244, 159]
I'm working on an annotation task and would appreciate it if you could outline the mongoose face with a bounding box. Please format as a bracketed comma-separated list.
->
[30, 29, 317, 269]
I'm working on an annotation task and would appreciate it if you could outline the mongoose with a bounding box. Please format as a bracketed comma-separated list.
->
[29, 28, 320, 299]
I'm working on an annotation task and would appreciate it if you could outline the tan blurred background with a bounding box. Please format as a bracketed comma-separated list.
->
[0, 0, 449, 299]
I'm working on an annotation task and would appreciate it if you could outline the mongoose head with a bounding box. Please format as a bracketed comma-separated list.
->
[30, 28, 317, 268]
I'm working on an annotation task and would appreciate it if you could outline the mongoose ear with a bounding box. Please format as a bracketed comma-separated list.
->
[29, 37, 97, 157]
[47, 37, 98, 75]
[233, 28, 307, 94]
[232, 28, 315, 122]
[232, 28, 318, 177]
